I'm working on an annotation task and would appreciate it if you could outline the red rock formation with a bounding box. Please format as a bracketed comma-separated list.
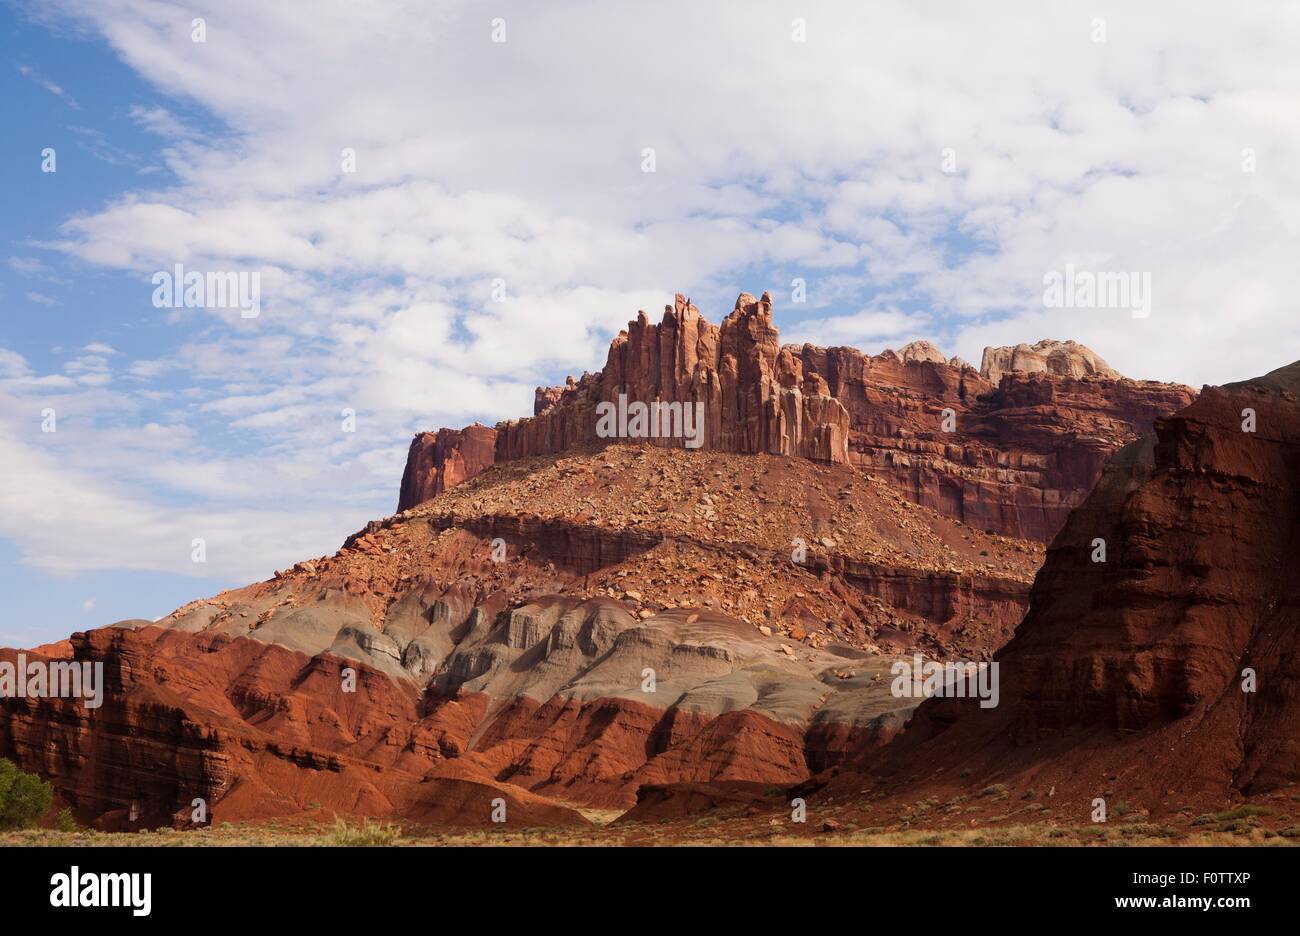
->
[0, 287, 1216, 835]
[0, 616, 898, 827]
[12, 447, 1006, 828]
[848, 368, 1196, 541]
[398, 424, 496, 512]
[400, 293, 1194, 541]
[1004, 363, 1300, 754]
[0, 629, 591, 830]
[852, 360, 1300, 816]
[494, 292, 851, 467]
[614, 781, 777, 824]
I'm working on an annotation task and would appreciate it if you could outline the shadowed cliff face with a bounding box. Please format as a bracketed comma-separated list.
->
[849, 361, 1300, 819]
[1006, 363, 1300, 760]
[398, 292, 1195, 542]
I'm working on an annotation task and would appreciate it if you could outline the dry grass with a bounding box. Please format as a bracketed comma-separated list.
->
[2, 818, 1296, 847]
[328, 816, 403, 846]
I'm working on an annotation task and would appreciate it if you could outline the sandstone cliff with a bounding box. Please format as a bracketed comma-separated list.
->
[399, 292, 1195, 542]
[398, 425, 496, 511]
[847, 359, 1300, 820]
[979, 338, 1120, 385]
[491, 292, 852, 469]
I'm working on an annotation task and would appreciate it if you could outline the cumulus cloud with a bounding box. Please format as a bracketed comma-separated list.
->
[41, 0, 1300, 383]
[6, 0, 1300, 590]
[0, 372, 380, 582]
[785, 307, 934, 351]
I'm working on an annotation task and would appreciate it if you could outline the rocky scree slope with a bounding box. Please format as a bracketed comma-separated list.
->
[1, 446, 1041, 828]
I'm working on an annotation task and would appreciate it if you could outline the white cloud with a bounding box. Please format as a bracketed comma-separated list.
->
[17, 63, 78, 108]
[786, 307, 934, 351]
[0, 379, 378, 582]
[39, 0, 1299, 386]
[0, 348, 30, 378]
[4, 0, 1299, 592]
[8, 256, 52, 277]
[127, 104, 199, 141]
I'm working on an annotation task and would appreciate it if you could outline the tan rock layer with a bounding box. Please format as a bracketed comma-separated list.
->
[979, 338, 1119, 385]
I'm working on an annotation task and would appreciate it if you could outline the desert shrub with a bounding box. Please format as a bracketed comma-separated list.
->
[0, 759, 54, 829]
[1118, 822, 1161, 838]
[55, 807, 77, 832]
[328, 816, 401, 846]
[330, 816, 397, 846]
[1212, 805, 1270, 821]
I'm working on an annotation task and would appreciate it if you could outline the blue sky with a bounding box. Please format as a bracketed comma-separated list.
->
[1, 16, 167, 369]
[2, 0, 1299, 646]
[0, 13, 217, 640]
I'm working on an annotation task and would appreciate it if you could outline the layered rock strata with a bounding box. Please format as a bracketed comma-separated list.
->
[399, 293, 1194, 543]
[844, 361, 1300, 819]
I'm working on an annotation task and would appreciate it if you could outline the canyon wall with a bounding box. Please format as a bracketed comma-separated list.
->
[851, 360, 1300, 816]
